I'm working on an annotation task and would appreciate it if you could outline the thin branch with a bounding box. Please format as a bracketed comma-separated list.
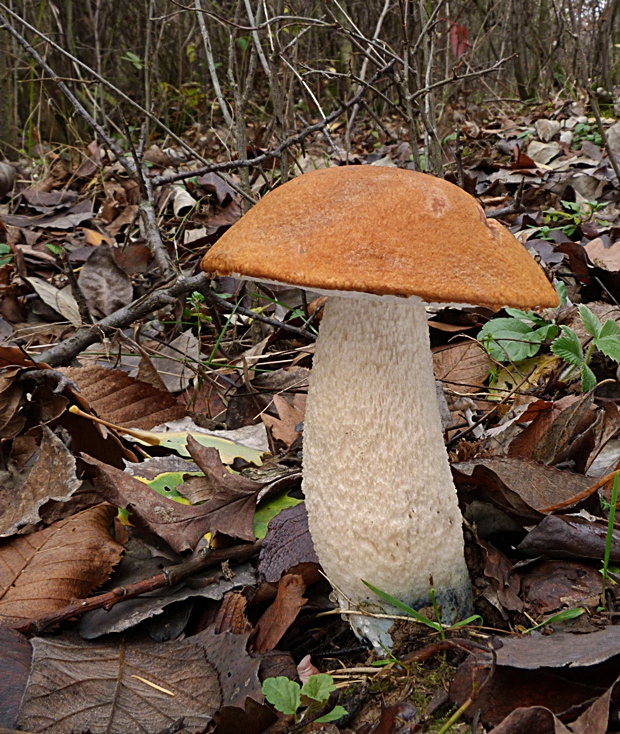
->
[0, 2, 255, 205]
[152, 59, 395, 186]
[14, 541, 262, 635]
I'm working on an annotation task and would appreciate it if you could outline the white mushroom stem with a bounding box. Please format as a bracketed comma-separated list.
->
[303, 295, 472, 649]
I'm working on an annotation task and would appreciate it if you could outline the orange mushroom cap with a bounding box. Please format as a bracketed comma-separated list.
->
[201, 166, 559, 311]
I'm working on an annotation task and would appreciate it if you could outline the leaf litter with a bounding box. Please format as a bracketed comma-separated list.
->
[7, 97, 620, 734]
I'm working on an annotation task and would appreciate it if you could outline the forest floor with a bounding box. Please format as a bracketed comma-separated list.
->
[2, 95, 620, 733]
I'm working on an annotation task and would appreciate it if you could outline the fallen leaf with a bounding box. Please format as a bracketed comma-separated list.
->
[261, 394, 306, 447]
[17, 633, 221, 733]
[2, 198, 94, 229]
[85, 457, 218, 552]
[531, 392, 594, 465]
[0, 505, 123, 625]
[0, 627, 32, 728]
[197, 625, 263, 707]
[433, 340, 490, 393]
[0, 425, 81, 537]
[25, 277, 82, 327]
[259, 503, 319, 584]
[212, 698, 278, 734]
[185, 437, 263, 541]
[479, 539, 523, 612]
[584, 237, 620, 272]
[517, 514, 620, 561]
[451, 631, 620, 729]
[452, 457, 594, 522]
[78, 243, 133, 318]
[254, 573, 307, 653]
[78, 536, 256, 638]
[140, 330, 199, 393]
[59, 365, 186, 430]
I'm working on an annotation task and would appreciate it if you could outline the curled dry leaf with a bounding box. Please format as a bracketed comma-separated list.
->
[0, 505, 123, 626]
[258, 503, 320, 585]
[517, 514, 620, 561]
[253, 573, 307, 653]
[85, 456, 219, 552]
[86, 446, 262, 549]
[185, 436, 263, 540]
[261, 394, 306, 447]
[0, 424, 81, 537]
[452, 457, 594, 522]
[17, 633, 221, 734]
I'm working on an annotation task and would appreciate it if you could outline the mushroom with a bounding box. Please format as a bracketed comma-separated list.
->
[200, 166, 559, 648]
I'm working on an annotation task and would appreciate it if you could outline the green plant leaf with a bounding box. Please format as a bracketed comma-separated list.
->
[556, 280, 568, 305]
[551, 327, 583, 366]
[504, 307, 538, 322]
[526, 607, 584, 632]
[362, 581, 442, 631]
[600, 319, 620, 338]
[478, 319, 543, 362]
[262, 677, 301, 716]
[301, 674, 336, 703]
[533, 323, 559, 341]
[579, 304, 603, 338]
[450, 614, 484, 629]
[581, 363, 597, 392]
[316, 705, 348, 723]
[595, 335, 620, 363]
[253, 491, 303, 540]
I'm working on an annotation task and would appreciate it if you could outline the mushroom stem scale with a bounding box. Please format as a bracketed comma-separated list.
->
[303, 295, 472, 649]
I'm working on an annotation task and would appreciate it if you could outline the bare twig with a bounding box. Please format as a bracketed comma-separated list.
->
[14, 541, 262, 635]
[152, 60, 395, 187]
[588, 89, 620, 184]
[33, 273, 209, 366]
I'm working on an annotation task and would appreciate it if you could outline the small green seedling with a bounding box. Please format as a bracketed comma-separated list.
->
[262, 674, 347, 725]
[362, 581, 482, 633]
[525, 607, 585, 633]
[551, 304, 620, 391]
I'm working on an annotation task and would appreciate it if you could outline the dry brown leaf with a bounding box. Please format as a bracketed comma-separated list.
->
[59, 365, 186, 430]
[17, 633, 221, 733]
[433, 340, 490, 393]
[0, 505, 123, 626]
[258, 503, 320, 585]
[0, 628, 32, 728]
[0, 425, 81, 537]
[77, 243, 133, 318]
[85, 456, 217, 552]
[0, 366, 26, 438]
[261, 394, 306, 447]
[185, 437, 263, 541]
[253, 573, 307, 653]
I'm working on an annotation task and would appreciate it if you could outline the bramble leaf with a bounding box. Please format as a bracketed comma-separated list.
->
[551, 327, 583, 366]
[578, 304, 602, 339]
[581, 363, 597, 392]
[594, 335, 620, 363]
[600, 318, 620, 339]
